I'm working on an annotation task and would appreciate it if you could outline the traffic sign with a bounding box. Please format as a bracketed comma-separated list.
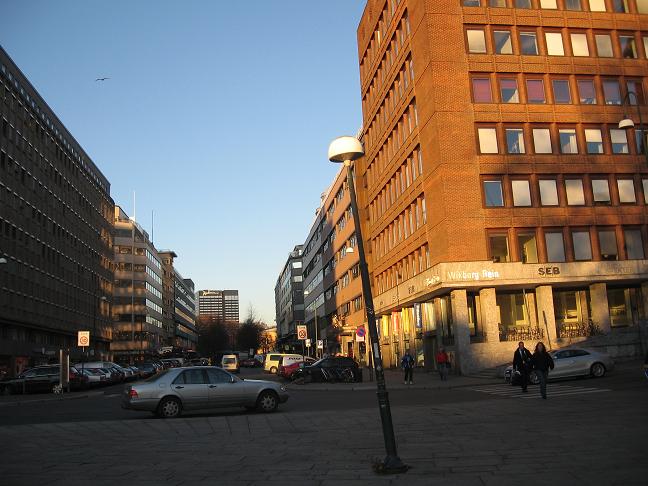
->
[297, 325, 308, 340]
[356, 327, 366, 338]
[317, 340, 323, 349]
[78, 331, 90, 347]
[305, 338, 311, 347]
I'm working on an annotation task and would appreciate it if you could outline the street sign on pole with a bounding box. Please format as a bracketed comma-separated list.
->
[305, 338, 311, 347]
[317, 340, 323, 349]
[78, 331, 90, 347]
[297, 325, 308, 340]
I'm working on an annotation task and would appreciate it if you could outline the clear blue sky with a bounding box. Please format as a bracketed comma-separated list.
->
[1, 0, 367, 325]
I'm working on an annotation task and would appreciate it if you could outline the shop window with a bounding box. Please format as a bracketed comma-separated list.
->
[533, 128, 553, 153]
[552, 79, 571, 103]
[478, 128, 499, 153]
[512, 180, 532, 206]
[603, 80, 621, 105]
[539, 179, 559, 205]
[617, 179, 636, 203]
[595, 34, 614, 57]
[472, 78, 492, 102]
[570, 33, 589, 56]
[559, 129, 578, 154]
[518, 231, 538, 263]
[620, 35, 637, 59]
[554, 290, 587, 331]
[489, 233, 510, 262]
[520, 32, 539, 55]
[572, 231, 593, 260]
[624, 229, 644, 259]
[545, 32, 565, 56]
[592, 179, 611, 204]
[496, 292, 530, 335]
[545, 231, 566, 262]
[577, 79, 596, 104]
[467, 294, 482, 338]
[484, 180, 504, 206]
[500, 78, 519, 103]
[505, 128, 525, 153]
[585, 129, 604, 154]
[467, 30, 487, 53]
[610, 129, 629, 154]
[565, 179, 586, 205]
[494, 30, 513, 54]
[526, 79, 546, 103]
[607, 288, 635, 327]
[598, 230, 618, 260]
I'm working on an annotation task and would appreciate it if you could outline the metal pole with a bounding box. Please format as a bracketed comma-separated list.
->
[345, 161, 407, 474]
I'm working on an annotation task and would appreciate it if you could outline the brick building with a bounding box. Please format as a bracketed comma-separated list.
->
[355, 0, 648, 373]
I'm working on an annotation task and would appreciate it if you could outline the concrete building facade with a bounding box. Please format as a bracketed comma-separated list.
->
[197, 289, 239, 324]
[355, 0, 648, 373]
[275, 245, 305, 349]
[0, 46, 114, 376]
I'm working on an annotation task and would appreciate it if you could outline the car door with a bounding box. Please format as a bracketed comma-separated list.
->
[569, 349, 592, 376]
[206, 368, 245, 407]
[550, 351, 574, 378]
[171, 369, 210, 410]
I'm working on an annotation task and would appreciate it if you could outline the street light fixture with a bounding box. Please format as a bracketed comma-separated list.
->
[618, 91, 648, 166]
[328, 136, 408, 474]
[0, 257, 7, 264]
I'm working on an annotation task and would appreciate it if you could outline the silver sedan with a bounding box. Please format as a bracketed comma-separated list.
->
[122, 366, 289, 418]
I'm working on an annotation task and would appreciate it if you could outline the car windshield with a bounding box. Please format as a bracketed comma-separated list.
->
[144, 370, 169, 382]
[223, 358, 236, 364]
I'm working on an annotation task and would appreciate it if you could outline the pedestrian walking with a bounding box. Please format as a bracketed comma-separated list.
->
[435, 347, 450, 381]
[512, 341, 533, 393]
[531, 342, 554, 399]
[401, 351, 415, 385]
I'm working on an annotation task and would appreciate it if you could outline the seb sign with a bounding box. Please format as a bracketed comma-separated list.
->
[538, 266, 561, 276]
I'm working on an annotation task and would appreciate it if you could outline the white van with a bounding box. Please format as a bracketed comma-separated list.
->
[221, 354, 239, 373]
[264, 353, 303, 374]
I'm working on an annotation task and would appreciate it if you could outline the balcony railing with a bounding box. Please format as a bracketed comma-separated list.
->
[499, 326, 544, 342]
[557, 320, 600, 338]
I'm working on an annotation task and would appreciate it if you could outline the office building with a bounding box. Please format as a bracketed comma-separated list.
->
[355, 0, 648, 372]
[0, 46, 114, 376]
[197, 290, 239, 324]
[275, 245, 304, 349]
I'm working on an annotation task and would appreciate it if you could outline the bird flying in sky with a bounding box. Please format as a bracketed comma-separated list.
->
[95, 77, 110, 81]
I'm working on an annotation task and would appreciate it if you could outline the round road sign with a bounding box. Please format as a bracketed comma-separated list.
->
[356, 327, 366, 337]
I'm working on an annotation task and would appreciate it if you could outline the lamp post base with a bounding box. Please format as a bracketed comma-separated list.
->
[373, 455, 409, 475]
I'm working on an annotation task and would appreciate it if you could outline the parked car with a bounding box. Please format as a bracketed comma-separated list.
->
[292, 357, 362, 383]
[136, 362, 157, 378]
[504, 347, 614, 384]
[221, 354, 240, 373]
[264, 353, 302, 374]
[0, 365, 88, 394]
[122, 366, 289, 418]
[81, 368, 107, 387]
[240, 357, 262, 368]
[278, 357, 317, 380]
[161, 359, 183, 368]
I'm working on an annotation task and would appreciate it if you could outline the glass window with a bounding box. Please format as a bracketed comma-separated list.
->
[565, 179, 586, 205]
[526, 79, 545, 103]
[506, 128, 525, 153]
[545, 32, 565, 55]
[467, 30, 487, 53]
[602, 80, 621, 105]
[570, 33, 589, 56]
[463, 0, 481, 5]
[540, 0, 558, 7]
[612, 0, 629, 12]
[595, 34, 614, 57]
[588, 0, 606, 11]
[552, 79, 571, 103]
[489, 234, 510, 262]
[626, 81, 644, 105]
[577, 80, 596, 104]
[478, 128, 499, 153]
[572, 231, 592, 260]
[592, 179, 611, 204]
[610, 129, 629, 154]
[545, 232, 566, 262]
[539, 180, 559, 205]
[472, 78, 492, 102]
[500, 78, 519, 103]
[585, 129, 604, 153]
[620, 35, 637, 58]
[559, 129, 578, 154]
[484, 180, 504, 206]
[512, 180, 532, 206]
[178, 369, 207, 385]
[515, 0, 532, 6]
[207, 368, 231, 383]
[494, 31, 513, 54]
[565, 0, 582, 9]
[599, 230, 618, 260]
[518, 231, 538, 263]
[533, 128, 553, 153]
[520, 32, 539, 55]
[624, 229, 644, 259]
[617, 179, 636, 203]
[489, 0, 506, 5]
[637, 0, 648, 13]
[636, 130, 646, 155]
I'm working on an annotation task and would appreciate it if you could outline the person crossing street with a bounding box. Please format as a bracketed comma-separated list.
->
[401, 350, 415, 385]
[512, 341, 533, 393]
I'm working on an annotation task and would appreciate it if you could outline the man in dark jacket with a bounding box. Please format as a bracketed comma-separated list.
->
[512, 341, 533, 392]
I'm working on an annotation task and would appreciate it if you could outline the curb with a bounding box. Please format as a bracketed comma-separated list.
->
[286, 379, 501, 392]
[0, 390, 106, 407]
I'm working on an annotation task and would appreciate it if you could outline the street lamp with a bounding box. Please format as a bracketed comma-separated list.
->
[328, 136, 408, 474]
[618, 91, 648, 166]
[0, 257, 7, 264]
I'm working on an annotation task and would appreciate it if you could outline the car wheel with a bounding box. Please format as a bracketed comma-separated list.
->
[529, 371, 540, 385]
[256, 390, 278, 413]
[590, 362, 606, 378]
[269, 366, 278, 374]
[158, 397, 182, 418]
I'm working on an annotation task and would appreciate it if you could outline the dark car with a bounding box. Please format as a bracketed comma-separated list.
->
[292, 357, 362, 383]
[0, 365, 88, 395]
[240, 358, 262, 368]
[136, 362, 157, 379]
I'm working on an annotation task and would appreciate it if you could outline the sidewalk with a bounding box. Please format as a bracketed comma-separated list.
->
[287, 367, 500, 391]
[0, 389, 105, 407]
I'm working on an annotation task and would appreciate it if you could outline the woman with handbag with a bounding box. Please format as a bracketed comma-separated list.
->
[531, 342, 554, 399]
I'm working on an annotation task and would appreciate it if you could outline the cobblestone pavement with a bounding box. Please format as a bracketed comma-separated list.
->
[1, 380, 646, 486]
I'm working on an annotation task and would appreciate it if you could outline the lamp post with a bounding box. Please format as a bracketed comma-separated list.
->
[328, 136, 408, 474]
[618, 91, 648, 166]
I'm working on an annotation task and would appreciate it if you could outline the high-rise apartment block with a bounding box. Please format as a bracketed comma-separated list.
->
[0, 46, 114, 375]
[275, 245, 304, 347]
[197, 290, 239, 324]
[356, 0, 648, 372]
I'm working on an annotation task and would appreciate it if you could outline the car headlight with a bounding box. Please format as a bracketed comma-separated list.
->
[280, 385, 286, 392]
